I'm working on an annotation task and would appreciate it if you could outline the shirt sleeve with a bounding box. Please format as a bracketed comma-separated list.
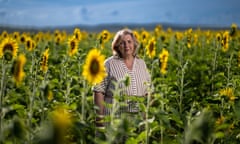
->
[141, 59, 151, 83]
[141, 59, 152, 95]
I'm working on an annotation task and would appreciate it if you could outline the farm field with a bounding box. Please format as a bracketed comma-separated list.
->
[0, 24, 240, 144]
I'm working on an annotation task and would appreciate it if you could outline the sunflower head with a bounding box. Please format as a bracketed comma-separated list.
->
[25, 37, 36, 51]
[154, 25, 162, 37]
[51, 106, 72, 128]
[43, 84, 54, 101]
[73, 28, 82, 41]
[1, 30, 9, 39]
[133, 31, 140, 42]
[221, 31, 229, 52]
[82, 48, 106, 85]
[12, 54, 26, 86]
[0, 37, 18, 61]
[98, 30, 111, 46]
[20, 33, 27, 44]
[34, 32, 43, 43]
[159, 48, 169, 63]
[140, 30, 150, 45]
[146, 37, 156, 59]
[40, 48, 50, 73]
[13, 31, 20, 41]
[55, 35, 64, 45]
[230, 23, 237, 37]
[219, 87, 235, 101]
[67, 36, 78, 57]
[175, 32, 183, 41]
[216, 33, 222, 42]
[50, 105, 73, 144]
[159, 48, 169, 75]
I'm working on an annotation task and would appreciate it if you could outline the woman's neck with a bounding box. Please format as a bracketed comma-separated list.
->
[123, 55, 134, 70]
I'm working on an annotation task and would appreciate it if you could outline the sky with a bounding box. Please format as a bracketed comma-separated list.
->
[0, 0, 240, 28]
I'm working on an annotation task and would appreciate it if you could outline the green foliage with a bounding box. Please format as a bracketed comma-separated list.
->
[0, 26, 240, 143]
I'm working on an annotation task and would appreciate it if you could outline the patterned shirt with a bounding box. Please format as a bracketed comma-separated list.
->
[93, 55, 151, 114]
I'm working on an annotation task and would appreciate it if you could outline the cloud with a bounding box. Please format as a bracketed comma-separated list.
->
[80, 7, 89, 21]
[110, 10, 119, 17]
[0, 10, 7, 17]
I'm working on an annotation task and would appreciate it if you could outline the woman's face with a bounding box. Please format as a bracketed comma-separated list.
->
[118, 34, 135, 58]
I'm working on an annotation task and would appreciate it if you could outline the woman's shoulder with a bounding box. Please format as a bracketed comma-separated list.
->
[135, 57, 146, 64]
[105, 56, 116, 63]
[104, 56, 120, 65]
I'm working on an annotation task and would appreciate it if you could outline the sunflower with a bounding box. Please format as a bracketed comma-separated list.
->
[221, 31, 229, 52]
[192, 34, 199, 46]
[12, 54, 26, 86]
[67, 36, 78, 57]
[0, 37, 18, 60]
[73, 28, 82, 41]
[140, 30, 150, 46]
[51, 106, 72, 128]
[159, 48, 169, 74]
[55, 34, 63, 45]
[20, 33, 27, 44]
[185, 28, 192, 48]
[34, 32, 43, 44]
[82, 48, 106, 85]
[43, 84, 53, 101]
[146, 37, 156, 59]
[230, 23, 237, 37]
[133, 30, 140, 42]
[175, 32, 183, 42]
[216, 115, 225, 125]
[216, 33, 221, 42]
[98, 30, 111, 49]
[40, 48, 49, 73]
[154, 25, 162, 38]
[1, 30, 8, 39]
[54, 29, 61, 37]
[13, 31, 20, 41]
[219, 87, 235, 101]
[51, 106, 72, 144]
[25, 37, 36, 51]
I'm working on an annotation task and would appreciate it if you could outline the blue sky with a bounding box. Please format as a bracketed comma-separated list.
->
[0, 0, 239, 27]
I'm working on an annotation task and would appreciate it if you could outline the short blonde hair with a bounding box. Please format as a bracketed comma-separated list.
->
[111, 28, 139, 58]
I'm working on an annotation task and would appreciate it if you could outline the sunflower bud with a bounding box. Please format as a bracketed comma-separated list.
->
[124, 74, 130, 87]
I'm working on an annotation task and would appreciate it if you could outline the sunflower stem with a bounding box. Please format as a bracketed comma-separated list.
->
[146, 86, 151, 144]
[81, 80, 86, 121]
[0, 59, 6, 139]
[28, 51, 37, 143]
[178, 44, 184, 115]
[211, 39, 220, 95]
[227, 53, 233, 86]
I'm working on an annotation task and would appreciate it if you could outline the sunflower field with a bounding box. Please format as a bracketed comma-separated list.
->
[0, 24, 240, 144]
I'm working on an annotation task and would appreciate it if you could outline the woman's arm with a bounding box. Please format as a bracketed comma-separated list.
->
[94, 92, 105, 127]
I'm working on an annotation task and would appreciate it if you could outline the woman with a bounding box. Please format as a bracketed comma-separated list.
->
[93, 28, 151, 128]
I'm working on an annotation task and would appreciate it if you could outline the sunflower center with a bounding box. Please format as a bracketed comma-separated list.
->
[71, 41, 75, 50]
[149, 42, 154, 52]
[103, 33, 108, 40]
[75, 34, 79, 40]
[3, 43, 14, 52]
[161, 54, 167, 62]
[26, 40, 31, 48]
[20, 37, 25, 43]
[90, 59, 99, 75]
